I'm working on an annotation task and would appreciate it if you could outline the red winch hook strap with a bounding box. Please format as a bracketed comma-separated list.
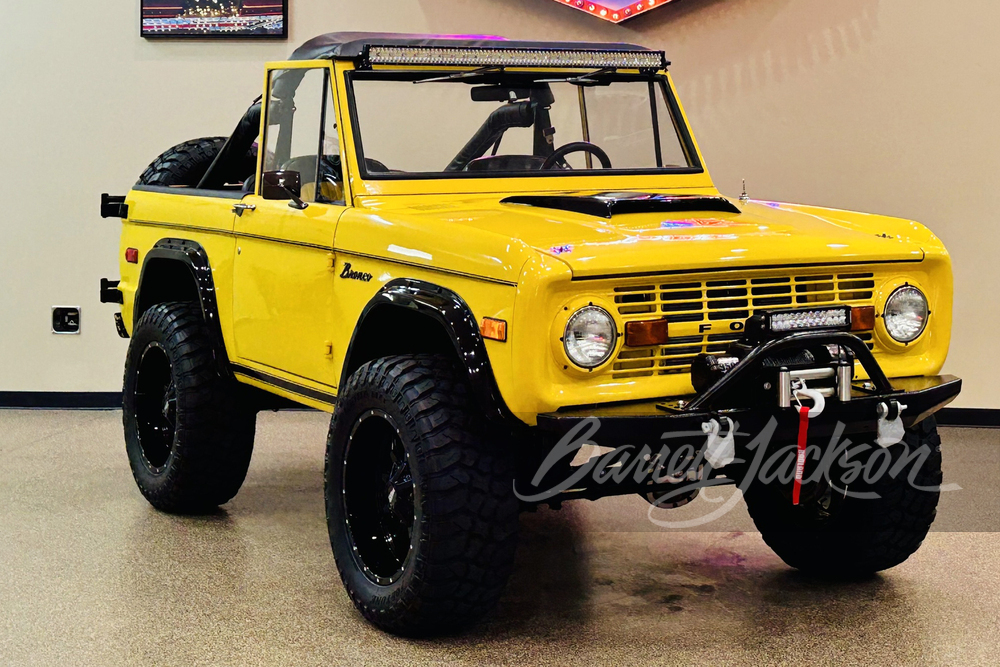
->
[792, 405, 810, 506]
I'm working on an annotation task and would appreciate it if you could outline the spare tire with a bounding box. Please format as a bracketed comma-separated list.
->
[138, 137, 257, 188]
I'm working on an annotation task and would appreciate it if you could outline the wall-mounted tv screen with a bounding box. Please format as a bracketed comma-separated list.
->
[141, 1, 287, 38]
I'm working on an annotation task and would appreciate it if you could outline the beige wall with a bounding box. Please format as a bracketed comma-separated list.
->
[0, 0, 995, 407]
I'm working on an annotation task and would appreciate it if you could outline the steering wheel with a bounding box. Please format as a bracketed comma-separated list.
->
[541, 141, 613, 170]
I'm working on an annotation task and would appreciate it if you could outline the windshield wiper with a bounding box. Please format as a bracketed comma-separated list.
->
[535, 67, 617, 85]
[414, 66, 505, 84]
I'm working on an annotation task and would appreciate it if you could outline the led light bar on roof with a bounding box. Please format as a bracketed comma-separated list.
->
[363, 45, 666, 70]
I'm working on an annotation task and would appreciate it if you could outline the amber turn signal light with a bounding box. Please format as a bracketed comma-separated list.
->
[624, 318, 670, 347]
[481, 317, 507, 342]
[125, 248, 139, 264]
[850, 306, 876, 331]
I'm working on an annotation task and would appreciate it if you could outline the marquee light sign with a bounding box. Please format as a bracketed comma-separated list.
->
[552, 0, 677, 23]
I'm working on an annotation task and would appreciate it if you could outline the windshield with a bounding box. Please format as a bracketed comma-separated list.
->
[348, 71, 700, 178]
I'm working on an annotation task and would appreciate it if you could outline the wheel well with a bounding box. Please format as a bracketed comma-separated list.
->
[135, 258, 200, 322]
[344, 305, 456, 380]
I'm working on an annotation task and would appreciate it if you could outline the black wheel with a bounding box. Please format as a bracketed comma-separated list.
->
[123, 302, 256, 513]
[325, 354, 519, 636]
[744, 417, 942, 577]
[138, 136, 256, 188]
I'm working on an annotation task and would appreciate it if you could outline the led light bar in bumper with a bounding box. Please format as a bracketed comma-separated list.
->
[363, 45, 666, 70]
[760, 305, 875, 335]
[768, 307, 850, 333]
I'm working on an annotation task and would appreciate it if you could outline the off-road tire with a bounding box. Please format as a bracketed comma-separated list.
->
[123, 301, 256, 513]
[138, 137, 256, 188]
[325, 354, 519, 636]
[744, 417, 942, 577]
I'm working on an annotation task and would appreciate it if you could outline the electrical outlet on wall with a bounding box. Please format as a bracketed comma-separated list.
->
[52, 306, 81, 334]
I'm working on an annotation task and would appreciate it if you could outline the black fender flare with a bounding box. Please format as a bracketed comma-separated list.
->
[342, 278, 516, 425]
[134, 238, 230, 374]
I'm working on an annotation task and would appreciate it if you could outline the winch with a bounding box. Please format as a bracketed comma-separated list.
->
[690, 306, 868, 408]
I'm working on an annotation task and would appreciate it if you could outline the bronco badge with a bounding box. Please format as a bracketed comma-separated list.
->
[339, 262, 373, 282]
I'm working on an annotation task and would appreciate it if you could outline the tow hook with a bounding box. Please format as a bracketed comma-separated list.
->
[876, 400, 908, 447]
[792, 378, 826, 418]
[790, 377, 825, 505]
[702, 416, 735, 468]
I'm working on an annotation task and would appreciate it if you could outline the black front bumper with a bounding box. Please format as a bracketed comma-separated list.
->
[522, 331, 960, 506]
[538, 374, 961, 446]
[537, 331, 962, 447]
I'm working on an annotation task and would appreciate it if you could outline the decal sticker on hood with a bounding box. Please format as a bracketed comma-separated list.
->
[660, 218, 736, 229]
[628, 234, 740, 243]
[658, 234, 739, 242]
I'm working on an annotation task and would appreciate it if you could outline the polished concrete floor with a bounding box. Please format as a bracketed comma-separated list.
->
[1, 410, 998, 666]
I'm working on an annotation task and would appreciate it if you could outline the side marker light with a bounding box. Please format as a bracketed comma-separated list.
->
[481, 317, 507, 342]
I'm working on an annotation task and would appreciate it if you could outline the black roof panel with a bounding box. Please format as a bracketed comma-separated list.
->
[289, 32, 657, 61]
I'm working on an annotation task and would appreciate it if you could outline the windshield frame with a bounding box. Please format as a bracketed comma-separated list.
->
[344, 68, 704, 182]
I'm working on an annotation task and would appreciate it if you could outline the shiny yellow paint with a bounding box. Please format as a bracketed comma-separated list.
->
[117, 59, 954, 425]
[118, 192, 239, 347]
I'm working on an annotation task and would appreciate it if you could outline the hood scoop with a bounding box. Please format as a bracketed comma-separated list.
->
[501, 192, 742, 219]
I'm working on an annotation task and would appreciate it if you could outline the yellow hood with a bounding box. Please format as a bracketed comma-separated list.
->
[351, 193, 927, 281]
[506, 198, 925, 277]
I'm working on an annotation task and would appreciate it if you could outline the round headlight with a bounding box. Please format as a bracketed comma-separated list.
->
[564, 306, 617, 368]
[883, 286, 928, 343]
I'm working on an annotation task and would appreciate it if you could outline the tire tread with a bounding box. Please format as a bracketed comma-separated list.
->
[327, 354, 518, 636]
[745, 417, 942, 576]
[123, 301, 255, 513]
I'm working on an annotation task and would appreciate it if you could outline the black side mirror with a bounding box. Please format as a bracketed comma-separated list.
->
[261, 170, 308, 209]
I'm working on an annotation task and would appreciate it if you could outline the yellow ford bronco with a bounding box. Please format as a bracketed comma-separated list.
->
[101, 33, 961, 635]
